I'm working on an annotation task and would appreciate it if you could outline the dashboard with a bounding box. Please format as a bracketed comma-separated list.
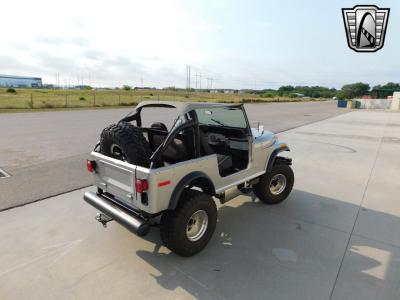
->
[207, 133, 248, 151]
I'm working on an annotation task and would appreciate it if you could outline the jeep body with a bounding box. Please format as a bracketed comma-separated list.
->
[84, 101, 293, 256]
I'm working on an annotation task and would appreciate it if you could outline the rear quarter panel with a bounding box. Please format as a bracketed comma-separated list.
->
[146, 155, 220, 213]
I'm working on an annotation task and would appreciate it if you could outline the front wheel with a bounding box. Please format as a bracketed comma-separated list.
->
[160, 190, 217, 257]
[254, 164, 294, 205]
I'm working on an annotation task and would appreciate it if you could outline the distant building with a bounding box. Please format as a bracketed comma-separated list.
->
[210, 89, 239, 94]
[294, 93, 305, 98]
[42, 84, 55, 89]
[73, 85, 92, 90]
[239, 89, 254, 94]
[134, 86, 155, 90]
[223, 89, 238, 94]
[0, 75, 42, 88]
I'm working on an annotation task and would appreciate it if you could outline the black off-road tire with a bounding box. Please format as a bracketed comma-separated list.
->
[254, 164, 294, 205]
[100, 122, 152, 167]
[160, 190, 217, 257]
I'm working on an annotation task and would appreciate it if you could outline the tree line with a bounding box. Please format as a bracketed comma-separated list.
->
[256, 82, 400, 99]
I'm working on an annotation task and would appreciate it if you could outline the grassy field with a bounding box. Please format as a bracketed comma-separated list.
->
[0, 88, 322, 112]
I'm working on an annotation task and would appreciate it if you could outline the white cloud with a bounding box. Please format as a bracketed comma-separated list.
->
[1, 0, 399, 89]
[0, 0, 210, 87]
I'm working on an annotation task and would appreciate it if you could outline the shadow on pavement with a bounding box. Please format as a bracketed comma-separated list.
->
[134, 189, 400, 300]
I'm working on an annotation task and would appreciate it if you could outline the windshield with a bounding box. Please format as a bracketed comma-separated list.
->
[195, 107, 247, 128]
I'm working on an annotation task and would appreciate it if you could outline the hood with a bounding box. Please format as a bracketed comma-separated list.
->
[251, 128, 276, 146]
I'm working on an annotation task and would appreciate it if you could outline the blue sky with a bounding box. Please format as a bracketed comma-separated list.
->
[0, 0, 398, 89]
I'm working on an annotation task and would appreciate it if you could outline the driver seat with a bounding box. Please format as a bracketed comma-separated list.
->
[149, 122, 189, 164]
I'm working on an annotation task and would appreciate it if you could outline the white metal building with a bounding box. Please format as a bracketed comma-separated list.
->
[0, 75, 42, 88]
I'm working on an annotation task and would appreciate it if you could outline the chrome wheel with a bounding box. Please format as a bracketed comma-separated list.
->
[269, 174, 287, 195]
[186, 210, 208, 242]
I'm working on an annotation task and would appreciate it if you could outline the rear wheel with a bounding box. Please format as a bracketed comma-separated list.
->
[160, 190, 217, 257]
[254, 164, 294, 205]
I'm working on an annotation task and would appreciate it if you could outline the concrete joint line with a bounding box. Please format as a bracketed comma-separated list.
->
[0, 184, 92, 212]
[329, 115, 389, 299]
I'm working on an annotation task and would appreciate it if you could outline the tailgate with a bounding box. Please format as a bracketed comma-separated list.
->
[90, 152, 147, 207]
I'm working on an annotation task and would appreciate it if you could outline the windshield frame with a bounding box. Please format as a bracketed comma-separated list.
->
[195, 106, 249, 129]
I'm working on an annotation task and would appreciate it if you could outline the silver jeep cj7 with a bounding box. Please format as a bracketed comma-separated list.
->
[84, 101, 294, 256]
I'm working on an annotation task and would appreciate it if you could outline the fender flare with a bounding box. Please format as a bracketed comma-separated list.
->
[266, 146, 291, 173]
[168, 171, 216, 210]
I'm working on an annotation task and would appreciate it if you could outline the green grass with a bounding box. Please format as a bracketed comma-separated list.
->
[0, 88, 323, 113]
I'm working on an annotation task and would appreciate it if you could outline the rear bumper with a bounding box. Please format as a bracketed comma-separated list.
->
[83, 191, 150, 237]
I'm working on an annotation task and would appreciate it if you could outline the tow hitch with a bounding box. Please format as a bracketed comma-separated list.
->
[84, 191, 150, 237]
[95, 212, 113, 228]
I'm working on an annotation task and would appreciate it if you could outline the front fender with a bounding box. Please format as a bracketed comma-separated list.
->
[266, 142, 291, 173]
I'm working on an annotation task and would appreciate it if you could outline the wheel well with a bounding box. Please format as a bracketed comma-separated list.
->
[189, 177, 215, 195]
[266, 148, 291, 173]
[168, 172, 215, 210]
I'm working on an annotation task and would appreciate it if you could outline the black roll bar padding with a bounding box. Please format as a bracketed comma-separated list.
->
[119, 111, 139, 124]
[150, 120, 195, 166]
[189, 110, 201, 158]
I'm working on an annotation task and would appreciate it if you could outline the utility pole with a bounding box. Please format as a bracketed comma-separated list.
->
[206, 78, 214, 90]
[199, 73, 202, 90]
[195, 73, 204, 91]
[186, 65, 191, 92]
[188, 65, 191, 91]
[55, 73, 60, 89]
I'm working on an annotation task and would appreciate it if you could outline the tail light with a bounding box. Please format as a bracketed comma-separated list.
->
[135, 178, 149, 193]
[87, 160, 96, 172]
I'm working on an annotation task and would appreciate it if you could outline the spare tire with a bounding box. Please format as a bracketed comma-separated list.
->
[100, 122, 152, 167]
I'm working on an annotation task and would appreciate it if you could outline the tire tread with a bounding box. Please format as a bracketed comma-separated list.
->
[160, 190, 217, 256]
[100, 122, 152, 167]
[254, 164, 294, 205]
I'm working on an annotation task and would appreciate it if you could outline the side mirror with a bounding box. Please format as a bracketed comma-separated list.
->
[258, 123, 264, 134]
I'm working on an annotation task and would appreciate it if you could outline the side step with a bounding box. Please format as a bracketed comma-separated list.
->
[83, 191, 150, 237]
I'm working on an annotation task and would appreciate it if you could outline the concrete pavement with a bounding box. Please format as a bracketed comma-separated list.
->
[0, 110, 399, 299]
[0, 101, 346, 210]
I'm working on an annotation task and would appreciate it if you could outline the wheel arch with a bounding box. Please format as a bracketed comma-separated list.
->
[266, 146, 291, 173]
[168, 172, 216, 210]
